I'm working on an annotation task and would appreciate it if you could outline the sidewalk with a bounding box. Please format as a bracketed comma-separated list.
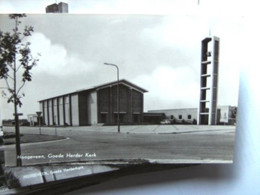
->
[3, 124, 236, 137]
[1, 124, 236, 190]
[3, 134, 66, 145]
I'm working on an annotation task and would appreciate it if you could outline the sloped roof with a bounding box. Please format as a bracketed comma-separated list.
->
[91, 79, 147, 93]
[39, 79, 148, 102]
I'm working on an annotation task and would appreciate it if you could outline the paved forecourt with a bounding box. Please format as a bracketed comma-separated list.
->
[3, 124, 236, 136]
[2, 125, 236, 166]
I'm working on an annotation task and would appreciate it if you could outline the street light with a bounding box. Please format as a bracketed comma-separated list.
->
[104, 63, 120, 133]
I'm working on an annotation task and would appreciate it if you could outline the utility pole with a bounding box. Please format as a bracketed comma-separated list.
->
[104, 63, 120, 133]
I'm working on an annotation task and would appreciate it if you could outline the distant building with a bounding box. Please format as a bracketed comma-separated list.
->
[148, 108, 198, 124]
[27, 114, 43, 126]
[218, 105, 237, 125]
[2, 119, 29, 126]
[149, 105, 237, 125]
[46, 2, 68, 13]
[27, 114, 37, 126]
[39, 79, 147, 126]
[143, 112, 165, 124]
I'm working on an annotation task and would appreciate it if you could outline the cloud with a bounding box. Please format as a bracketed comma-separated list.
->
[133, 65, 199, 111]
[0, 13, 241, 120]
[29, 32, 94, 77]
[0, 1, 15, 13]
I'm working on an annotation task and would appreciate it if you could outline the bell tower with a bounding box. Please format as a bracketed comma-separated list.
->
[198, 36, 220, 125]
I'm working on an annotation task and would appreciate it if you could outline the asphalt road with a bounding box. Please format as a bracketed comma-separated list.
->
[2, 125, 236, 166]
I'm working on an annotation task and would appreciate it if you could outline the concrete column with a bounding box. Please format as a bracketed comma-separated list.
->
[57, 98, 60, 126]
[63, 96, 66, 125]
[47, 100, 50, 126]
[96, 90, 99, 124]
[69, 95, 72, 126]
[42, 101, 45, 125]
[52, 99, 55, 125]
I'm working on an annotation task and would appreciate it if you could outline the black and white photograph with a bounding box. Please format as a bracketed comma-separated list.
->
[1, 0, 259, 194]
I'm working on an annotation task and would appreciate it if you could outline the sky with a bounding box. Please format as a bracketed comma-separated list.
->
[0, 0, 253, 120]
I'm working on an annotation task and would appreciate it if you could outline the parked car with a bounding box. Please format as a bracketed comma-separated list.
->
[160, 119, 171, 125]
[171, 119, 183, 124]
[182, 119, 197, 124]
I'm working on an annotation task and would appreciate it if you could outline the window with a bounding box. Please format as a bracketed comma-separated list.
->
[179, 115, 182, 119]
[170, 115, 174, 119]
[133, 114, 139, 123]
[188, 115, 192, 119]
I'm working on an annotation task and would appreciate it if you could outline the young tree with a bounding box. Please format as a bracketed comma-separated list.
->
[0, 14, 39, 166]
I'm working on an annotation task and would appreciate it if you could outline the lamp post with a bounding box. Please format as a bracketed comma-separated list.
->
[104, 63, 120, 133]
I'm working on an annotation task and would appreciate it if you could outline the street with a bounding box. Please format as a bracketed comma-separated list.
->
[3, 125, 236, 166]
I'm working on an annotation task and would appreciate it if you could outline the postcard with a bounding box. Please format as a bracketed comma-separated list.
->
[0, 12, 239, 191]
